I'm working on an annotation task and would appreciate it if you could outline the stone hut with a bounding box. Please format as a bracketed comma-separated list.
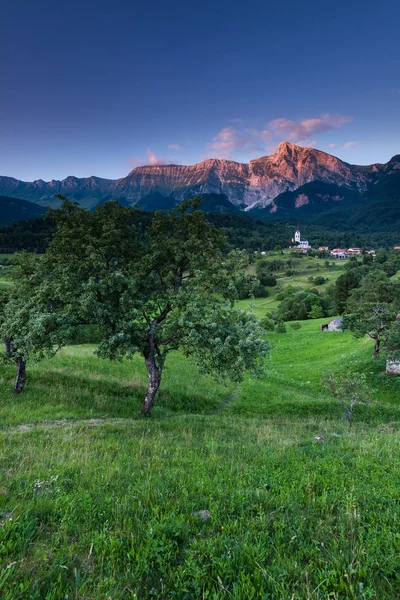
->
[321, 318, 343, 332]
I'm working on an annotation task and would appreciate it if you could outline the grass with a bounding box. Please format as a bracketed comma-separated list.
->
[1, 254, 400, 598]
[1, 323, 400, 598]
[242, 255, 349, 314]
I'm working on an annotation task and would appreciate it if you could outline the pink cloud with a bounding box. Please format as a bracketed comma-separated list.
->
[342, 141, 359, 149]
[267, 114, 352, 141]
[146, 149, 166, 165]
[168, 144, 181, 151]
[327, 143, 336, 149]
[207, 114, 352, 159]
[207, 127, 247, 158]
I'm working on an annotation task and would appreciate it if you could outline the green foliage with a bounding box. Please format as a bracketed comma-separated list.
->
[289, 321, 302, 330]
[260, 316, 275, 331]
[274, 319, 286, 333]
[363, 253, 374, 265]
[334, 267, 364, 313]
[4, 199, 268, 413]
[277, 290, 331, 322]
[343, 270, 400, 358]
[260, 273, 277, 287]
[322, 371, 372, 427]
[313, 275, 326, 285]
[276, 285, 298, 301]
[252, 283, 268, 298]
[308, 304, 325, 319]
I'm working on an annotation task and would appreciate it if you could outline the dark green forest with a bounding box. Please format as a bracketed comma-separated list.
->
[0, 206, 399, 255]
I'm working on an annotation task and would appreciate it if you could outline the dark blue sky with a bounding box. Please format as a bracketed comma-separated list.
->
[2, 0, 400, 181]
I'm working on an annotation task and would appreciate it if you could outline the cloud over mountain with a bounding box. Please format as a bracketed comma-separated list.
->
[207, 114, 353, 159]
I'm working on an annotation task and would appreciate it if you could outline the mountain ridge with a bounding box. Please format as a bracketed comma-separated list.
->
[1, 143, 399, 216]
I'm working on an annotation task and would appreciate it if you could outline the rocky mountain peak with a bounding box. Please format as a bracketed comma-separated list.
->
[0, 144, 398, 213]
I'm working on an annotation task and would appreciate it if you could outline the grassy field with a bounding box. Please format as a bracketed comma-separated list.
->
[1, 316, 400, 599]
[243, 255, 350, 313]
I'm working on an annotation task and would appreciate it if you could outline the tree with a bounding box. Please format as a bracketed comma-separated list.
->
[308, 305, 325, 319]
[313, 276, 325, 286]
[259, 274, 277, 287]
[322, 371, 371, 427]
[277, 290, 329, 322]
[334, 268, 363, 313]
[363, 253, 374, 265]
[0, 251, 78, 393]
[343, 271, 400, 358]
[12, 198, 268, 415]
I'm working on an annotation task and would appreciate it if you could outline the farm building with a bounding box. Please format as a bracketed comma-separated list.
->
[321, 318, 343, 331]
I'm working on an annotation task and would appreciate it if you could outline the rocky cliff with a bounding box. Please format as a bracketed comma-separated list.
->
[1, 142, 399, 213]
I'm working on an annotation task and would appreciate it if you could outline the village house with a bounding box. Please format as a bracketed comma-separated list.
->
[319, 246, 329, 251]
[366, 250, 376, 256]
[394, 245, 400, 250]
[347, 248, 363, 256]
[330, 248, 348, 259]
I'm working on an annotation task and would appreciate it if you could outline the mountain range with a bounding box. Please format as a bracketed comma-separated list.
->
[1, 142, 400, 229]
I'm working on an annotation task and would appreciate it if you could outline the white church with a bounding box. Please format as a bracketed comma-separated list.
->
[291, 228, 311, 251]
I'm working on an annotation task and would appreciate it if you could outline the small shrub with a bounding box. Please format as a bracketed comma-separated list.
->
[253, 284, 269, 298]
[313, 276, 326, 286]
[260, 274, 277, 287]
[289, 322, 302, 330]
[321, 371, 372, 427]
[275, 320, 286, 333]
[260, 317, 275, 331]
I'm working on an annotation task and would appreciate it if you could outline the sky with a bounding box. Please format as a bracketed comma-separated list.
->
[1, 0, 400, 181]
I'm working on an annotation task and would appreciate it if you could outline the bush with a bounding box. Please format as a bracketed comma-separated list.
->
[259, 274, 277, 287]
[313, 276, 326, 286]
[253, 284, 269, 298]
[276, 285, 298, 301]
[308, 305, 325, 319]
[260, 317, 275, 331]
[275, 320, 286, 333]
[289, 321, 302, 330]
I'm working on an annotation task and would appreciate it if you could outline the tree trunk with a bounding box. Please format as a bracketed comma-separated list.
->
[4, 337, 13, 358]
[140, 355, 162, 415]
[140, 318, 164, 416]
[14, 357, 27, 394]
[374, 337, 380, 358]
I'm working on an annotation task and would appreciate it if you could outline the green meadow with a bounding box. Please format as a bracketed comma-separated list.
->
[242, 254, 350, 313]
[1, 313, 400, 599]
